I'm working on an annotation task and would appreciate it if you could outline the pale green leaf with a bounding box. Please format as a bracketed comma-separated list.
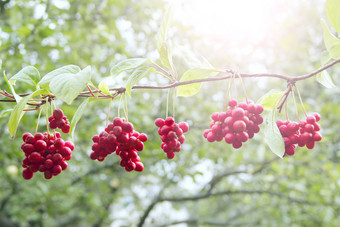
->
[126, 67, 155, 96]
[264, 109, 285, 158]
[110, 58, 149, 78]
[8, 89, 49, 138]
[321, 19, 340, 58]
[9, 66, 40, 87]
[257, 89, 283, 111]
[174, 46, 213, 69]
[177, 68, 217, 97]
[158, 40, 174, 70]
[70, 98, 89, 139]
[157, 6, 173, 50]
[326, 0, 340, 32]
[98, 79, 111, 95]
[3, 71, 21, 102]
[50, 66, 92, 105]
[38, 65, 81, 90]
[0, 109, 13, 118]
[0, 59, 2, 70]
[317, 70, 336, 88]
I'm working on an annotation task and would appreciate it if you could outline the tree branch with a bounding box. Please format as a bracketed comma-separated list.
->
[1, 58, 340, 103]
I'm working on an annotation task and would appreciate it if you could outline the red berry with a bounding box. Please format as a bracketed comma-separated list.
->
[53, 108, 64, 120]
[155, 118, 165, 127]
[44, 170, 53, 179]
[135, 162, 144, 172]
[22, 132, 33, 142]
[138, 133, 148, 142]
[179, 122, 189, 133]
[64, 141, 75, 151]
[62, 124, 70, 133]
[22, 168, 34, 180]
[165, 117, 175, 126]
[34, 140, 47, 152]
[228, 99, 237, 107]
[233, 120, 246, 132]
[232, 108, 245, 120]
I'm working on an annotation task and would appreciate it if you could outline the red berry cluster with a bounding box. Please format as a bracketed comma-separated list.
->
[48, 108, 70, 133]
[155, 117, 189, 159]
[90, 117, 147, 172]
[203, 99, 264, 148]
[21, 132, 74, 180]
[277, 113, 322, 156]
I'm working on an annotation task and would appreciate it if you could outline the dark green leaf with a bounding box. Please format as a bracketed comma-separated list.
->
[38, 65, 81, 90]
[257, 89, 283, 111]
[110, 58, 149, 78]
[264, 109, 285, 158]
[177, 68, 217, 97]
[50, 66, 92, 105]
[126, 67, 155, 96]
[70, 98, 89, 139]
[9, 66, 40, 88]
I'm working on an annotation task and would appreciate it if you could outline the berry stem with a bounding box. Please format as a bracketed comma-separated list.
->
[295, 85, 307, 117]
[35, 107, 43, 134]
[291, 87, 300, 121]
[87, 85, 95, 97]
[118, 95, 123, 118]
[236, 71, 248, 103]
[223, 74, 233, 112]
[45, 98, 50, 135]
[106, 98, 113, 127]
[88, 83, 107, 96]
[285, 100, 288, 121]
[166, 88, 170, 118]
[123, 93, 129, 121]
[172, 88, 176, 120]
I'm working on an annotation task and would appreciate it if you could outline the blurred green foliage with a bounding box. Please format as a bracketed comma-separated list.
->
[1, 0, 340, 226]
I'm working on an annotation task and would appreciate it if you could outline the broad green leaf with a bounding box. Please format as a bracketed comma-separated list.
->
[38, 65, 81, 90]
[3, 71, 21, 102]
[9, 66, 40, 87]
[126, 67, 155, 96]
[326, 0, 340, 32]
[0, 109, 13, 118]
[110, 58, 149, 78]
[8, 89, 49, 138]
[321, 19, 340, 59]
[257, 89, 283, 111]
[177, 68, 217, 97]
[264, 109, 285, 158]
[317, 70, 336, 88]
[98, 79, 111, 95]
[50, 66, 92, 105]
[70, 98, 89, 139]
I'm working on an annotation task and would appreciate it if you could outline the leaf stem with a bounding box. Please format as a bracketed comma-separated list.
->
[291, 87, 300, 121]
[295, 85, 307, 117]
[106, 98, 113, 127]
[45, 98, 50, 135]
[35, 107, 43, 134]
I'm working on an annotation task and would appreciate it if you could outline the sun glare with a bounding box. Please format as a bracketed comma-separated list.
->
[175, 0, 279, 42]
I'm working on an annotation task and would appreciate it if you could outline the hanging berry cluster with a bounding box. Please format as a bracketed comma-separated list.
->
[48, 109, 70, 133]
[277, 113, 322, 156]
[21, 132, 74, 180]
[155, 117, 189, 159]
[203, 98, 264, 148]
[90, 117, 147, 172]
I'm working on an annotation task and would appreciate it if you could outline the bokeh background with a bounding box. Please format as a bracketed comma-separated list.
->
[1, 0, 340, 226]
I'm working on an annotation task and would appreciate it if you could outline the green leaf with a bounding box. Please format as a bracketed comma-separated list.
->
[264, 109, 285, 158]
[0, 59, 2, 70]
[98, 79, 111, 95]
[8, 89, 49, 138]
[38, 65, 81, 90]
[3, 71, 21, 102]
[110, 58, 149, 78]
[174, 46, 213, 69]
[317, 70, 336, 88]
[126, 67, 155, 96]
[50, 66, 92, 105]
[70, 98, 89, 139]
[257, 89, 283, 111]
[177, 68, 217, 97]
[9, 66, 40, 88]
[0, 109, 13, 118]
[321, 19, 340, 59]
[326, 0, 340, 33]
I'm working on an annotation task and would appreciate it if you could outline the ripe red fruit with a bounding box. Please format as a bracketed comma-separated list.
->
[53, 108, 64, 120]
[179, 122, 189, 133]
[22, 168, 34, 180]
[232, 108, 245, 120]
[233, 120, 246, 133]
[155, 118, 165, 127]
[62, 124, 70, 133]
[165, 117, 175, 126]
[34, 140, 47, 152]
[228, 99, 237, 107]
[22, 132, 33, 142]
